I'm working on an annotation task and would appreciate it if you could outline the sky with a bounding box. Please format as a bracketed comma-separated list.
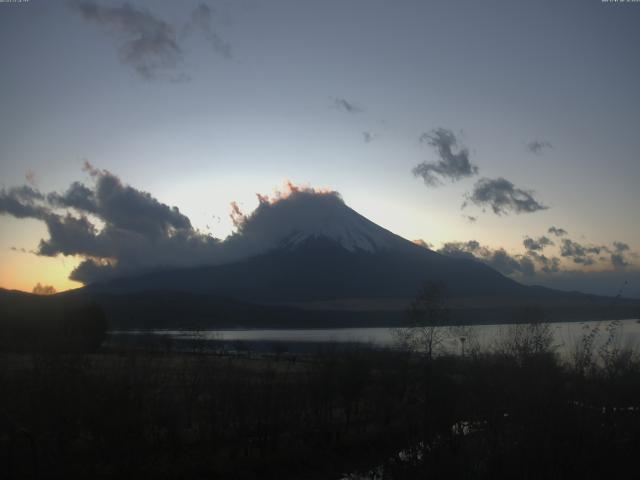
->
[1, 0, 639, 298]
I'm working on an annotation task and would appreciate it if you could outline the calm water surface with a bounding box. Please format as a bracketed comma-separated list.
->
[110, 318, 640, 355]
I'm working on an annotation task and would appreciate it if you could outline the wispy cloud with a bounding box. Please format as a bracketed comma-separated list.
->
[548, 226, 567, 237]
[413, 128, 479, 187]
[185, 3, 232, 59]
[526, 140, 553, 155]
[523, 235, 554, 252]
[25, 169, 37, 187]
[69, 1, 231, 80]
[333, 97, 364, 114]
[229, 201, 246, 230]
[69, 0, 182, 79]
[362, 131, 377, 143]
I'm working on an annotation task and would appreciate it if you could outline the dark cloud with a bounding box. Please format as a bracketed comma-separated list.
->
[413, 128, 479, 187]
[70, 259, 118, 284]
[47, 181, 98, 214]
[527, 140, 553, 155]
[490, 248, 535, 277]
[438, 240, 480, 260]
[613, 241, 630, 253]
[50, 164, 193, 240]
[464, 177, 547, 215]
[462, 215, 477, 223]
[523, 235, 554, 252]
[38, 213, 105, 258]
[69, 0, 183, 80]
[526, 251, 561, 274]
[611, 253, 628, 269]
[573, 256, 595, 266]
[438, 240, 535, 277]
[1, 171, 350, 284]
[548, 226, 568, 237]
[230, 184, 344, 247]
[185, 3, 232, 59]
[555, 238, 635, 270]
[560, 238, 607, 257]
[333, 98, 364, 114]
[611, 241, 632, 269]
[559, 238, 605, 265]
[437, 235, 638, 290]
[1, 168, 225, 283]
[3, 167, 637, 290]
[0, 186, 48, 219]
[95, 171, 192, 238]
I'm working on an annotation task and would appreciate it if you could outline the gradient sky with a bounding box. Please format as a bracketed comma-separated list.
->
[1, 0, 639, 297]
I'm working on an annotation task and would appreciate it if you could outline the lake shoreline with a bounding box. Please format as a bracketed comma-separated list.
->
[106, 318, 640, 356]
[109, 315, 640, 334]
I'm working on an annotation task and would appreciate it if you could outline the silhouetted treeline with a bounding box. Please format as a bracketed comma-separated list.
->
[49, 290, 639, 331]
[0, 291, 107, 352]
[1, 336, 639, 479]
[98, 289, 640, 329]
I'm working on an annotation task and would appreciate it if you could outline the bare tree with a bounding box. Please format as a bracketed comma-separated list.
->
[494, 305, 554, 362]
[393, 282, 450, 359]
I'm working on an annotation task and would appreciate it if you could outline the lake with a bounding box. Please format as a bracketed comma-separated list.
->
[109, 318, 640, 355]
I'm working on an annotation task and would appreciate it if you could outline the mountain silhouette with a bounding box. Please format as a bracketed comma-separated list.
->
[83, 190, 530, 300]
[49, 190, 637, 328]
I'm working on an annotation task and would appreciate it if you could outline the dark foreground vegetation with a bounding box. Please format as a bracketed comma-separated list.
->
[1, 323, 640, 480]
[0, 290, 107, 352]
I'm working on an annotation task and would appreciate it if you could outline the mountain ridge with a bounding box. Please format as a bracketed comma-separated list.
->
[10, 191, 638, 328]
[77, 191, 629, 305]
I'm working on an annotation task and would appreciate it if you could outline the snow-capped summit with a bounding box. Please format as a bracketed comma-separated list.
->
[234, 186, 410, 254]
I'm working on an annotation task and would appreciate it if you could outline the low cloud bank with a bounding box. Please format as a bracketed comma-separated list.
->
[0, 169, 343, 284]
[428, 231, 638, 297]
[437, 240, 535, 277]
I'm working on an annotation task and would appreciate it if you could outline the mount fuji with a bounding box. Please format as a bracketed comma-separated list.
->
[72, 189, 636, 327]
[85, 190, 526, 298]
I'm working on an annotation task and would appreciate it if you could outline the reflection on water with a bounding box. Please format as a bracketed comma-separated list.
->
[110, 319, 640, 355]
